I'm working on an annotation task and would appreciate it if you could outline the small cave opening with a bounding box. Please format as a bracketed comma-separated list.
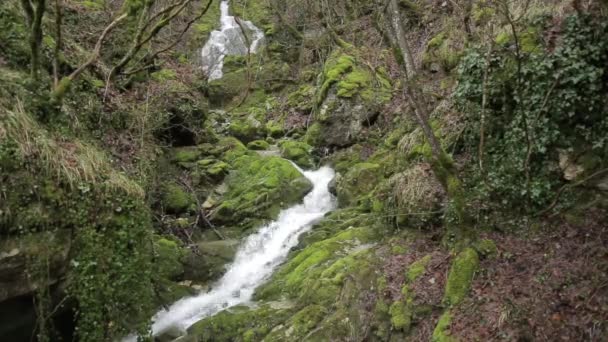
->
[0, 292, 75, 341]
[158, 114, 198, 147]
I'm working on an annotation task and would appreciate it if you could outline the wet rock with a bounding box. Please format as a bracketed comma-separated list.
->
[0, 230, 71, 303]
[278, 140, 314, 168]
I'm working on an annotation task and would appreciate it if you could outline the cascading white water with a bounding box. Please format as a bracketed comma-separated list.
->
[143, 166, 336, 338]
[201, 0, 265, 80]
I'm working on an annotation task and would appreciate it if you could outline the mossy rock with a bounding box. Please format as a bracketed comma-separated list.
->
[443, 248, 479, 306]
[263, 305, 327, 340]
[255, 226, 378, 304]
[311, 50, 392, 147]
[202, 161, 230, 181]
[153, 237, 187, 279]
[473, 238, 498, 258]
[432, 310, 457, 342]
[228, 115, 267, 143]
[183, 240, 239, 282]
[173, 146, 203, 164]
[422, 32, 462, 72]
[247, 140, 271, 150]
[162, 183, 195, 214]
[336, 163, 381, 207]
[278, 140, 314, 168]
[265, 121, 285, 139]
[207, 69, 249, 106]
[186, 304, 290, 342]
[210, 154, 312, 227]
[407, 254, 432, 282]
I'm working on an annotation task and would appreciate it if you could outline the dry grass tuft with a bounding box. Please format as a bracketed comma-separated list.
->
[0, 102, 144, 198]
[389, 163, 443, 214]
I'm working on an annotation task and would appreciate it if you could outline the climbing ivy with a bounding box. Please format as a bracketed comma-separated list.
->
[455, 14, 608, 211]
[69, 190, 155, 341]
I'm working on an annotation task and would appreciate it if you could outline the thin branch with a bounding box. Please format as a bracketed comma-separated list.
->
[124, 0, 214, 75]
[52, 0, 62, 87]
[536, 168, 608, 217]
[64, 13, 128, 83]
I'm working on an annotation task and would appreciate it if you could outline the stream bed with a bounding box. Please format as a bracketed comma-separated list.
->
[143, 166, 336, 339]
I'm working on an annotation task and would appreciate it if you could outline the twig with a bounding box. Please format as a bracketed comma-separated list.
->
[536, 168, 608, 217]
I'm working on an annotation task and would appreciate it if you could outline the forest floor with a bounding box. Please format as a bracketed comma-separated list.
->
[450, 209, 608, 341]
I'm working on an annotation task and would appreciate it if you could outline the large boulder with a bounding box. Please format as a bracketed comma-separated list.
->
[210, 154, 313, 228]
[336, 163, 382, 207]
[278, 140, 314, 168]
[183, 239, 239, 282]
[0, 230, 71, 303]
[311, 51, 392, 147]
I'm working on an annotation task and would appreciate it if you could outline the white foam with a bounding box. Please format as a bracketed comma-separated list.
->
[123, 166, 335, 340]
[201, 0, 265, 80]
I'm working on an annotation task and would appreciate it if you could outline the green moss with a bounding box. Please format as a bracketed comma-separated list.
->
[432, 311, 457, 342]
[256, 226, 377, 303]
[264, 305, 327, 340]
[205, 161, 230, 178]
[211, 154, 312, 226]
[228, 116, 266, 143]
[265, 121, 284, 138]
[337, 69, 372, 98]
[337, 163, 381, 206]
[247, 140, 270, 150]
[389, 301, 411, 331]
[428, 32, 446, 48]
[443, 248, 479, 306]
[391, 245, 407, 255]
[173, 147, 202, 163]
[154, 237, 186, 279]
[216, 136, 249, 163]
[151, 68, 177, 81]
[304, 122, 323, 146]
[407, 254, 432, 282]
[473, 238, 498, 258]
[162, 183, 194, 214]
[278, 140, 314, 168]
[187, 305, 289, 342]
[423, 32, 461, 71]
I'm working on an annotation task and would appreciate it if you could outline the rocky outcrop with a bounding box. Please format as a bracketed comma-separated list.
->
[308, 51, 392, 148]
[0, 230, 71, 303]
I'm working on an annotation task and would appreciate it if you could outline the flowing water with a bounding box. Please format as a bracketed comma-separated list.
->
[201, 0, 265, 80]
[143, 166, 336, 338]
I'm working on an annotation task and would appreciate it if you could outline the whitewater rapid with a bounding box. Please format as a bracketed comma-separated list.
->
[201, 0, 265, 80]
[146, 166, 336, 338]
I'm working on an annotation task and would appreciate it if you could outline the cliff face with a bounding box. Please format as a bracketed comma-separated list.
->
[1, 0, 608, 340]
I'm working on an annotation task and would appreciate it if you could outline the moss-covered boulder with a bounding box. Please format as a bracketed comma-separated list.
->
[255, 226, 378, 305]
[247, 139, 271, 150]
[162, 183, 195, 214]
[278, 140, 314, 168]
[336, 162, 381, 206]
[153, 237, 187, 279]
[183, 240, 239, 282]
[210, 154, 313, 227]
[443, 248, 479, 306]
[0, 231, 71, 303]
[385, 163, 445, 228]
[186, 304, 290, 342]
[228, 115, 267, 143]
[311, 50, 392, 147]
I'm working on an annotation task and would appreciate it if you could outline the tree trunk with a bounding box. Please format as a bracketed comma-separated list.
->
[383, 0, 474, 243]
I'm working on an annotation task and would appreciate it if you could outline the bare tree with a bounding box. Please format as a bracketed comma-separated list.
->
[382, 0, 472, 238]
[21, 0, 46, 79]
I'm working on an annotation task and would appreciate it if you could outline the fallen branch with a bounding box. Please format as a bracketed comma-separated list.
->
[536, 168, 608, 217]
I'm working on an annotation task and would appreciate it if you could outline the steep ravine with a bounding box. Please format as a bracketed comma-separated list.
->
[132, 166, 336, 340]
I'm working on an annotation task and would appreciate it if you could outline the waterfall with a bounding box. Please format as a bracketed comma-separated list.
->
[201, 0, 265, 81]
[125, 166, 336, 340]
